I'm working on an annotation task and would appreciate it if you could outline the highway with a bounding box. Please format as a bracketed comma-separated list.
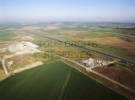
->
[41, 35, 135, 66]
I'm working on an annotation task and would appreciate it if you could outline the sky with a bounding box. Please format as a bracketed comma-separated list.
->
[0, 0, 135, 23]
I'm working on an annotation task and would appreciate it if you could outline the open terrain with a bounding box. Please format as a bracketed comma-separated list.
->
[0, 61, 127, 100]
[0, 23, 135, 99]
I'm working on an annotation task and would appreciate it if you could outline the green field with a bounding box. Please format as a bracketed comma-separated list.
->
[0, 30, 14, 41]
[0, 61, 127, 100]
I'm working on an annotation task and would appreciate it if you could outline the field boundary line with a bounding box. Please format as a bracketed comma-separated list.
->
[13, 61, 43, 74]
[58, 69, 71, 100]
[61, 57, 135, 99]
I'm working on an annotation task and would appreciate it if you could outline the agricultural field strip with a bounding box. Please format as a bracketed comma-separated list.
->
[13, 61, 43, 74]
[0, 60, 127, 100]
[58, 69, 72, 100]
[4, 50, 135, 96]
[3, 52, 34, 60]
[0, 51, 41, 75]
[62, 60, 134, 99]
[62, 57, 135, 94]
[1, 48, 133, 98]
[43, 50, 135, 96]
[48, 51, 134, 98]
[42, 35, 135, 65]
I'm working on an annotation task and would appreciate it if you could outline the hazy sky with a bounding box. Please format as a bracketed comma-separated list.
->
[0, 0, 135, 23]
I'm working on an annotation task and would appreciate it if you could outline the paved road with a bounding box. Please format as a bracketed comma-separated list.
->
[41, 35, 135, 66]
